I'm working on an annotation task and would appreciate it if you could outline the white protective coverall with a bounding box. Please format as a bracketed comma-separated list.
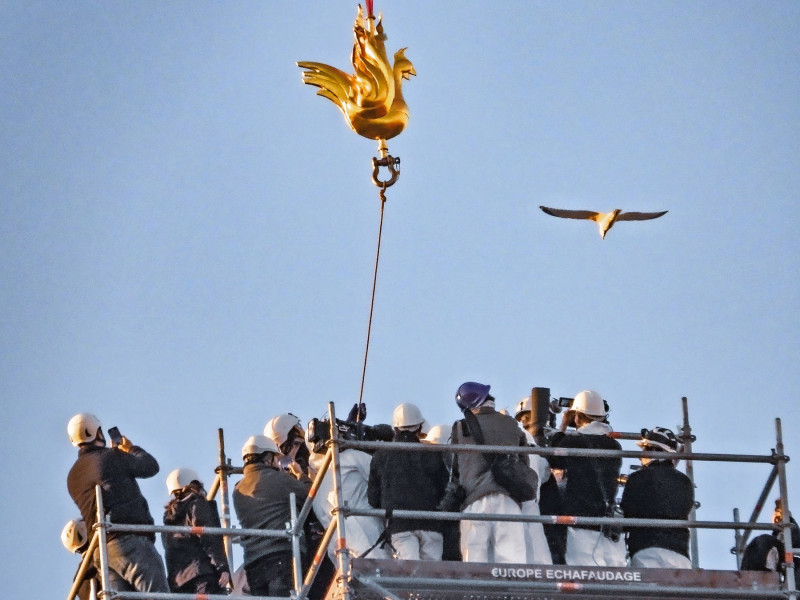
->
[560, 421, 626, 567]
[521, 429, 553, 564]
[454, 404, 527, 564]
[630, 547, 692, 568]
[309, 448, 389, 560]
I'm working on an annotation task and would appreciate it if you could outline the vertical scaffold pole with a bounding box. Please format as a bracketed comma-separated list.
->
[289, 492, 303, 596]
[732, 507, 743, 569]
[681, 396, 700, 568]
[328, 402, 352, 600]
[217, 428, 234, 571]
[94, 485, 111, 598]
[775, 418, 797, 600]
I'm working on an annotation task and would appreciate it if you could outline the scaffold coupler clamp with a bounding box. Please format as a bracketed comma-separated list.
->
[214, 462, 233, 475]
[770, 448, 790, 464]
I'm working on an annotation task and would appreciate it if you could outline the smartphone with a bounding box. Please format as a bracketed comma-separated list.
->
[558, 397, 574, 409]
[107, 426, 123, 447]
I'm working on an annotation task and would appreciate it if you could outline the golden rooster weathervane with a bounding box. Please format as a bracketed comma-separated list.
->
[297, 2, 414, 188]
[296, 3, 414, 414]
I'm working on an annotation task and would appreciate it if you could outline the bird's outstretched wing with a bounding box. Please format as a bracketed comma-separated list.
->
[616, 210, 668, 222]
[540, 206, 600, 220]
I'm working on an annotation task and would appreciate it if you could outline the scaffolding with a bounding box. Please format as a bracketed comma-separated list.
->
[67, 399, 796, 600]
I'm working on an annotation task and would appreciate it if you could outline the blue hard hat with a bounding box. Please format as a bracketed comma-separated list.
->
[456, 382, 491, 411]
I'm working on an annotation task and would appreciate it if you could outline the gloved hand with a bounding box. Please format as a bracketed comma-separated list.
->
[118, 436, 134, 453]
[347, 403, 367, 422]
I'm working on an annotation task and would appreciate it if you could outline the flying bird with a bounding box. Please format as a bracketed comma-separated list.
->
[539, 206, 668, 239]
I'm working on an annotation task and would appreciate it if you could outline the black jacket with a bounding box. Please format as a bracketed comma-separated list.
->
[548, 425, 622, 523]
[619, 460, 694, 558]
[67, 444, 159, 541]
[368, 430, 448, 533]
[163, 491, 229, 591]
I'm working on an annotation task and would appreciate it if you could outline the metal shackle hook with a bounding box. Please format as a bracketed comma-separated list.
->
[371, 154, 400, 189]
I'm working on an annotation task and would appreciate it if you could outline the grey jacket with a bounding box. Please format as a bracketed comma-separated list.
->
[233, 462, 310, 566]
[451, 406, 527, 508]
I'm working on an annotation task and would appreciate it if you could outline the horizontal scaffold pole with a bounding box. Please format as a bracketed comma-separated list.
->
[105, 593, 287, 600]
[344, 507, 781, 531]
[106, 522, 289, 539]
[340, 439, 782, 464]
[360, 575, 787, 599]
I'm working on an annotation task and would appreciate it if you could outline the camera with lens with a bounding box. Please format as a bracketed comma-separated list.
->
[539, 393, 575, 429]
[523, 388, 577, 445]
[547, 397, 574, 424]
[306, 417, 393, 454]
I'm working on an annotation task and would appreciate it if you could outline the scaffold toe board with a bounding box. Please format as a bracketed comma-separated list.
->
[326, 558, 783, 600]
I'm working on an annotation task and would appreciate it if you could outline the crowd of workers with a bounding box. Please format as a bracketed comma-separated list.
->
[63, 382, 794, 598]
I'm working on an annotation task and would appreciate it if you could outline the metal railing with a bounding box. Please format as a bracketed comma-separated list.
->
[68, 399, 796, 600]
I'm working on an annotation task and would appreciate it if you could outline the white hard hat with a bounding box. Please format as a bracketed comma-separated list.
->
[67, 413, 102, 447]
[571, 390, 606, 417]
[392, 403, 425, 429]
[166, 467, 202, 494]
[264, 414, 303, 447]
[61, 518, 88, 553]
[513, 396, 532, 419]
[637, 427, 679, 452]
[242, 434, 280, 460]
[424, 424, 450, 445]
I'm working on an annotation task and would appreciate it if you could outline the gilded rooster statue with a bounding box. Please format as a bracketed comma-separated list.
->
[298, 5, 415, 141]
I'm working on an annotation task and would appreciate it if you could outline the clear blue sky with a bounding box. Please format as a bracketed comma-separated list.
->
[1, 2, 798, 596]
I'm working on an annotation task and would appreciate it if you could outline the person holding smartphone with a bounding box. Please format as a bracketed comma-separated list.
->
[233, 434, 311, 597]
[66, 413, 169, 595]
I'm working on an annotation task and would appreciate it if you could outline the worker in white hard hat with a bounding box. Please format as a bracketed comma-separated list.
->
[422, 424, 450, 446]
[368, 403, 449, 560]
[61, 518, 99, 600]
[451, 382, 527, 564]
[264, 413, 311, 473]
[305, 422, 390, 562]
[265, 412, 340, 598]
[513, 396, 554, 565]
[547, 391, 626, 566]
[233, 434, 311, 597]
[620, 427, 694, 568]
[162, 468, 231, 593]
[66, 413, 169, 594]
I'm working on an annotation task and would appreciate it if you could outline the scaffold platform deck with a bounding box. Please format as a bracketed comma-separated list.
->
[329, 558, 782, 600]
